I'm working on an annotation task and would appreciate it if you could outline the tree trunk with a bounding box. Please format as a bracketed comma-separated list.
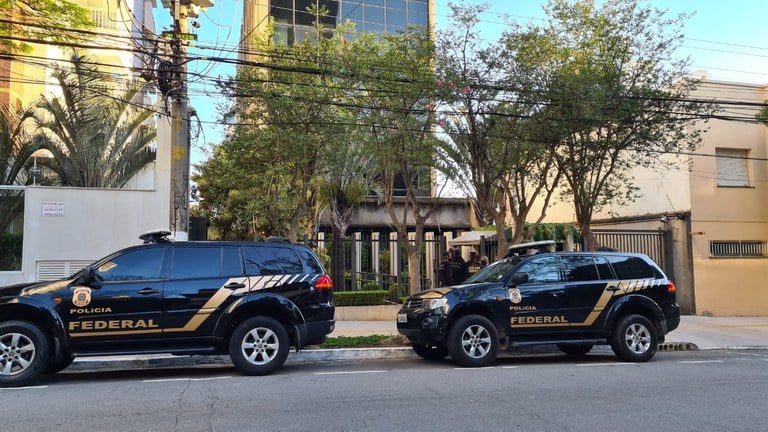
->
[331, 224, 346, 291]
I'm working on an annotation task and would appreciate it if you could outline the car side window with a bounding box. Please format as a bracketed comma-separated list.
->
[607, 256, 658, 279]
[594, 256, 614, 280]
[222, 247, 244, 276]
[516, 256, 560, 284]
[96, 247, 165, 282]
[561, 255, 600, 282]
[171, 247, 222, 279]
[296, 246, 324, 273]
[244, 246, 303, 275]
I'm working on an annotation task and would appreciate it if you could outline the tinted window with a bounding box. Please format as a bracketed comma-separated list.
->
[244, 246, 303, 275]
[96, 247, 165, 282]
[607, 256, 658, 279]
[296, 247, 324, 273]
[594, 256, 614, 280]
[516, 256, 560, 284]
[171, 247, 221, 279]
[222, 247, 244, 276]
[561, 256, 599, 282]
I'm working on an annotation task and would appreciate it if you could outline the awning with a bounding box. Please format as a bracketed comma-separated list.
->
[448, 231, 496, 246]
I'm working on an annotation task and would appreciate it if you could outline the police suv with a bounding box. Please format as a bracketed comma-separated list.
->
[397, 252, 680, 366]
[0, 231, 334, 387]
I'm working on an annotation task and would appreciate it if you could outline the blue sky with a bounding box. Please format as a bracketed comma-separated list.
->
[153, 0, 768, 167]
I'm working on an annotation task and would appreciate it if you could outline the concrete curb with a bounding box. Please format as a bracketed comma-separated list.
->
[68, 342, 753, 373]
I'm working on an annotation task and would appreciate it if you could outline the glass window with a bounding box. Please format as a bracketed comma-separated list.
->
[516, 256, 560, 284]
[96, 247, 165, 282]
[365, 5, 385, 24]
[594, 256, 614, 280]
[271, 0, 293, 22]
[296, 247, 324, 273]
[367, 0, 385, 6]
[171, 247, 222, 279]
[222, 247, 244, 276]
[244, 246, 304, 275]
[408, 0, 429, 26]
[387, 0, 406, 11]
[386, 7, 406, 28]
[341, 1, 363, 21]
[607, 256, 658, 279]
[561, 256, 599, 282]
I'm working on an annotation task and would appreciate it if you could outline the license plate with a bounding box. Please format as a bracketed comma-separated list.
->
[397, 313, 408, 323]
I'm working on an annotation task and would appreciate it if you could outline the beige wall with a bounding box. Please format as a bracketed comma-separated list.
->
[687, 80, 768, 316]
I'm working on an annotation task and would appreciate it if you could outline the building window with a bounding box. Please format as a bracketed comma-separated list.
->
[709, 241, 766, 258]
[715, 148, 750, 187]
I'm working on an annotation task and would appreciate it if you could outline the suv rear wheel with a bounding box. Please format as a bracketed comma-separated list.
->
[447, 315, 499, 367]
[0, 321, 49, 387]
[229, 317, 290, 376]
[610, 314, 658, 362]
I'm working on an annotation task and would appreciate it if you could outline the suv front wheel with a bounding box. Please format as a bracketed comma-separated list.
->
[229, 317, 290, 375]
[0, 321, 49, 387]
[610, 314, 658, 362]
[447, 315, 499, 367]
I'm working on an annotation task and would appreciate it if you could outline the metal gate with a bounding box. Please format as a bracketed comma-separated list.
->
[592, 230, 668, 270]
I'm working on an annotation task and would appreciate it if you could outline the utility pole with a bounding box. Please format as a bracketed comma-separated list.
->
[161, 0, 212, 240]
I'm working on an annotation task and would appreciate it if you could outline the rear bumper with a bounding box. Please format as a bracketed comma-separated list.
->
[299, 319, 335, 347]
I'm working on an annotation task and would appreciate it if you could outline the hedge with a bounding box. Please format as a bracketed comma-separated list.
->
[0, 233, 22, 271]
[334, 290, 391, 306]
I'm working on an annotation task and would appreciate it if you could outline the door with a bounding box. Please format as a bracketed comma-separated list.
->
[64, 246, 166, 349]
[507, 255, 572, 341]
[561, 254, 615, 332]
[162, 245, 246, 340]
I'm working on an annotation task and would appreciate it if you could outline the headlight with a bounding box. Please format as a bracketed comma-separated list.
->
[422, 297, 447, 310]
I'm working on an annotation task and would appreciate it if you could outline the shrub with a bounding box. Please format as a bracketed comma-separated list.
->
[362, 281, 381, 291]
[334, 290, 390, 306]
[0, 233, 22, 271]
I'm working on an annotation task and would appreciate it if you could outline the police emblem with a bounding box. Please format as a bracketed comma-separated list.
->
[508, 288, 522, 304]
[72, 287, 92, 307]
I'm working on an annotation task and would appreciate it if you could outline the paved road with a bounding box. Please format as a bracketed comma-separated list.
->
[3, 349, 767, 432]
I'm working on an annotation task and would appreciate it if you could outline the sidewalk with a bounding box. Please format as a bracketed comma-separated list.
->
[69, 315, 768, 373]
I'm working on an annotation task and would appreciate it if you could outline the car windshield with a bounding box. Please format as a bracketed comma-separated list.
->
[463, 257, 525, 284]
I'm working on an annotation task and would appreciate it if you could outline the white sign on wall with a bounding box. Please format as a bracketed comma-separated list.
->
[42, 201, 65, 216]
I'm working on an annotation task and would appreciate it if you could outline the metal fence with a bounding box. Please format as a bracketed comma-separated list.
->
[591, 229, 667, 269]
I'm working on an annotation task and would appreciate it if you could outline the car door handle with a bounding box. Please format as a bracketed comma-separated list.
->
[225, 282, 246, 289]
[607, 286, 620, 292]
[137, 287, 160, 295]
[551, 290, 565, 297]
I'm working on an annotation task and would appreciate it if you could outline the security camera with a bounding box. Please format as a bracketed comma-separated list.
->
[660, 215, 668, 223]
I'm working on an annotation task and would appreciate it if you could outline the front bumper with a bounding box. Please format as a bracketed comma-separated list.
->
[396, 308, 449, 345]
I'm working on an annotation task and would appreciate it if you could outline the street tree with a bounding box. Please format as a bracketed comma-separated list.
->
[0, 0, 91, 53]
[212, 15, 350, 242]
[523, 0, 715, 250]
[34, 54, 156, 188]
[350, 27, 443, 294]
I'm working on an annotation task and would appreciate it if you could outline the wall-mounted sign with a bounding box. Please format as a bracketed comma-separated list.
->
[42, 201, 64, 216]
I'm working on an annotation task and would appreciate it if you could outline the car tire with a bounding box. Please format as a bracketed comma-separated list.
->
[411, 343, 449, 361]
[0, 321, 49, 387]
[45, 353, 75, 374]
[229, 317, 290, 376]
[556, 344, 593, 357]
[446, 315, 499, 367]
[610, 314, 658, 362]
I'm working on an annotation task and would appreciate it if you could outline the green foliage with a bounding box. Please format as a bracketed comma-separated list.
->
[0, 233, 22, 271]
[333, 290, 390, 306]
[387, 284, 400, 303]
[34, 54, 156, 188]
[758, 102, 768, 125]
[526, 223, 579, 242]
[319, 335, 395, 347]
[0, 0, 92, 53]
[362, 281, 381, 291]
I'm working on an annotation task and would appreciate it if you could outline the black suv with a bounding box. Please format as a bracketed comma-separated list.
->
[397, 252, 679, 366]
[0, 232, 334, 387]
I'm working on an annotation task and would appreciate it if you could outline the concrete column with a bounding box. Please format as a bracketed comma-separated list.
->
[317, 232, 325, 251]
[389, 232, 399, 277]
[353, 232, 362, 290]
[371, 232, 380, 275]
[425, 232, 436, 289]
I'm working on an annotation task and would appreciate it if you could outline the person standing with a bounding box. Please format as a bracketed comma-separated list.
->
[438, 251, 453, 287]
[467, 251, 483, 277]
[450, 248, 468, 284]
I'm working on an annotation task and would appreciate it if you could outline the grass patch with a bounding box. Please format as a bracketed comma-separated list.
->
[319, 334, 409, 348]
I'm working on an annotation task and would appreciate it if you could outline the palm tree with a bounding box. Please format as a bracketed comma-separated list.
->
[34, 54, 156, 188]
[316, 140, 379, 290]
[0, 104, 41, 233]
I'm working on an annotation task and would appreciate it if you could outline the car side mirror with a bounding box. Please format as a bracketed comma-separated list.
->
[79, 266, 99, 287]
[508, 272, 529, 287]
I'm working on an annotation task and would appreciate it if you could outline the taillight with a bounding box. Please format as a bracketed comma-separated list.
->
[667, 281, 676, 293]
[315, 274, 333, 290]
